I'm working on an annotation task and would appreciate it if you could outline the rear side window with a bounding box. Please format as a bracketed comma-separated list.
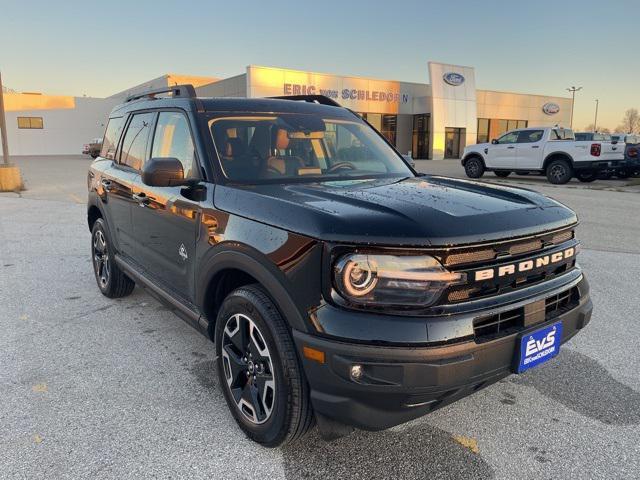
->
[100, 117, 125, 159]
[550, 129, 575, 140]
[517, 130, 544, 143]
[119, 112, 155, 170]
[151, 112, 196, 178]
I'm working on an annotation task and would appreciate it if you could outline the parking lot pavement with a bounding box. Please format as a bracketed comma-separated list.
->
[1, 156, 639, 479]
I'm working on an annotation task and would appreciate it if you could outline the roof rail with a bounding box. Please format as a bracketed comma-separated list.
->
[268, 95, 342, 108]
[125, 84, 197, 103]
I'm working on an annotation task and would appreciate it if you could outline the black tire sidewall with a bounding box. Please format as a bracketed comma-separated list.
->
[214, 288, 295, 446]
[547, 160, 572, 184]
[91, 218, 113, 295]
[464, 157, 484, 178]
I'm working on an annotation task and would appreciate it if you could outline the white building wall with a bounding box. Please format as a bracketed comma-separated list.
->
[4, 95, 119, 156]
[196, 75, 247, 97]
[476, 90, 572, 129]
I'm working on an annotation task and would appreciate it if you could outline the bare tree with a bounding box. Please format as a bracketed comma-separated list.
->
[618, 108, 640, 134]
[583, 123, 610, 133]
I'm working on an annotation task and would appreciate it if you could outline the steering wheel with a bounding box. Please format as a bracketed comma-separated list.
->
[327, 161, 357, 173]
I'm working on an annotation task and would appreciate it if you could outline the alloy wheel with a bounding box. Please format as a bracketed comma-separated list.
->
[550, 164, 566, 181]
[93, 230, 110, 288]
[221, 313, 276, 425]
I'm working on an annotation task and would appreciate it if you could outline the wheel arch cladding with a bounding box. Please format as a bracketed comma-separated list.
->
[197, 247, 313, 337]
[544, 152, 573, 170]
[463, 153, 485, 166]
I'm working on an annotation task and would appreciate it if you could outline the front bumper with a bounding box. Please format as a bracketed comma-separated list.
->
[294, 275, 592, 430]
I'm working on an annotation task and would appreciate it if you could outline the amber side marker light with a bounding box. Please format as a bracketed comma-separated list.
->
[303, 346, 325, 364]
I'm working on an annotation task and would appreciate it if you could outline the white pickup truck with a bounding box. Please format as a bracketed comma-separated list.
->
[461, 126, 626, 184]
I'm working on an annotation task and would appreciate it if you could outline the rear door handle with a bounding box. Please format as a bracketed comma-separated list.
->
[132, 192, 150, 206]
[101, 179, 112, 191]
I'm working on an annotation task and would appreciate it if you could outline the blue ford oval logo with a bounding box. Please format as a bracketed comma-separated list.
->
[443, 72, 465, 86]
[543, 102, 560, 115]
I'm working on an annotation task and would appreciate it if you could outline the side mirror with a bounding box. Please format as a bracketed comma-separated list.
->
[491, 139, 498, 145]
[142, 157, 186, 187]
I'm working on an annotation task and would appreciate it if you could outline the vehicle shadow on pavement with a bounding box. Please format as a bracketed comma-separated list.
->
[281, 423, 494, 479]
[511, 348, 640, 425]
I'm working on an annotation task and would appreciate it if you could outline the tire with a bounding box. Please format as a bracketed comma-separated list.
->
[615, 169, 631, 179]
[576, 170, 597, 183]
[494, 171, 511, 178]
[91, 218, 135, 298]
[215, 285, 313, 447]
[464, 157, 485, 178]
[546, 159, 573, 184]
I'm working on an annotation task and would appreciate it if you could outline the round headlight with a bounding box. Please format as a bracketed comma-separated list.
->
[342, 259, 378, 296]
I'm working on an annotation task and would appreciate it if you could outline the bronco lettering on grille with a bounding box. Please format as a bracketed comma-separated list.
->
[474, 247, 575, 282]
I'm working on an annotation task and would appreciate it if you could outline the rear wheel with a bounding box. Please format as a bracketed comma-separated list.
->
[215, 285, 313, 447]
[546, 159, 573, 184]
[464, 157, 485, 178]
[494, 171, 511, 178]
[575, 170, 597, 183]
[91, 218, 135, 298]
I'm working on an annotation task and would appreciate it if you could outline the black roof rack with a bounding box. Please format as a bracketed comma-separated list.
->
[125, 84, 197, 103]
[268, 95, 342, 108]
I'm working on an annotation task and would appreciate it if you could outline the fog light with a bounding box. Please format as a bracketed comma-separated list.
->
[350, 364, 364, 381]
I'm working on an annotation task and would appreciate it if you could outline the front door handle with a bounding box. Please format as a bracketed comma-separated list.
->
[532, 145, 540, 149]
[101, 179, 112, 191]
[132, 192, 150, 206]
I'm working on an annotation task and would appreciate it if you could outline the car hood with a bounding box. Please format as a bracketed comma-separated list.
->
[214, 176, 577, 247]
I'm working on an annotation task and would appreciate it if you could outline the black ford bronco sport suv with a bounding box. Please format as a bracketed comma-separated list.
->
[88, 85, 592, 447]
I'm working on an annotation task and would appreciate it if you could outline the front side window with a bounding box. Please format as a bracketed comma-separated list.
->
[209, 113, 413, 183]
[100, 116, 125, 159]
[119, 112, 155, 171]
[497, 131, 519, 144]
[517, 130, 544, 143]
[151, 112, 196, 178]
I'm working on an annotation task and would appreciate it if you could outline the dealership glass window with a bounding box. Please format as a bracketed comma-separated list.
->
[119, 112, 155, 171]
[477, 118, 490, 143]
[412, 114, 430, 159]
[17, 116, 43, 129]
[517, 120, 528, 129]
[151, 112, 196, 178]
[487, 118, 528, 141]
[100, 116, 125, 159]
[381, 115, 397, 146]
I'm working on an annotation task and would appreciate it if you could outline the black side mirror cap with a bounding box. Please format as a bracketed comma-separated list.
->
[491, 139, 498, 145]
[142, 157, 186, 187]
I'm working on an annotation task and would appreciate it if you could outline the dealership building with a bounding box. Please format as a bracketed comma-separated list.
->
[3, 62, 572, 160]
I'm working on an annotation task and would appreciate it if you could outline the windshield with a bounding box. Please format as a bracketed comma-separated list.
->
[209, 113, 413, 183]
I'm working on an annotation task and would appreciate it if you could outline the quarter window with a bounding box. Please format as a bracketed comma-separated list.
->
[119, 112, 155, 171]
[151, 112, 196, 178]
[17, 117, 43, 129]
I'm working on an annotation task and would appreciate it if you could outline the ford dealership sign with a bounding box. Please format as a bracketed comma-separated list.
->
[542, 102, 560, 115]
[443, 72, 465, 86]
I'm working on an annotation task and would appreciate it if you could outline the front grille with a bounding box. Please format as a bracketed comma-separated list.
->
[473, 287, 579, 343]
[442, 227, 574, 267]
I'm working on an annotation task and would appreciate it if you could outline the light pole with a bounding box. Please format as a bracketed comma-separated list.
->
[566, 86, 582, 129]
[593, 99, 599, 132]
[0, 71, 9, 164]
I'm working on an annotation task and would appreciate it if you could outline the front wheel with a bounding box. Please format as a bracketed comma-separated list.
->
[215, 285, 314, 447]
[546, 159, 573, 184]
[615, 168, 631, 179]
[464, 157, 485, 178]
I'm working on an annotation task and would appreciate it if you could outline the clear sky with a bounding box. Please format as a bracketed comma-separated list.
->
[2, 0, 638, 131]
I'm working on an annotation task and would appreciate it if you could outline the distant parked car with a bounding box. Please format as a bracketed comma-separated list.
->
[82, 138, 103, 158]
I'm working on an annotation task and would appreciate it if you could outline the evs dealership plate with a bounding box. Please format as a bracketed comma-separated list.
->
[516, 321, 563, 373]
